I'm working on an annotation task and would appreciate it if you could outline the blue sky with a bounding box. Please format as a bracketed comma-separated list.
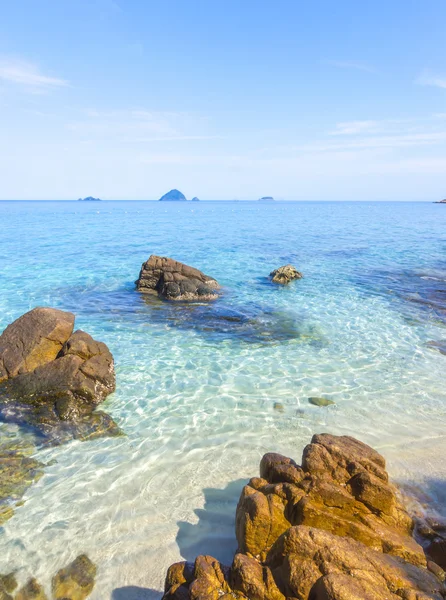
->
[1, 0, 446, 200]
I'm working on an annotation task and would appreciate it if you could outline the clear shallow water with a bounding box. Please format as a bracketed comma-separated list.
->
[0, 200, 446, 598]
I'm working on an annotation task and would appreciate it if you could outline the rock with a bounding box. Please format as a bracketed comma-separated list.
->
[426, 340, 446, 355]
[77, 197, 101, 202]
[14, 578, 47, 600]
[0, 308, 75, 383]
[52, 554, 96, 600]
[162, 434, 443, 600]
[427, 539, 446, 570]
[266, 526, 441, 600]
[258, 196, 275, 201]
[308, 396, 335, 407]
[434, 199, 446, 203]
[0, 309, 117, 444]
[191, 197, 200, 202]
[159, 189, 187, 202]
[0, 440, 44, 525]
[0, 574, 17, 594]
[136, 255, 220, 301]
[269, 265, 303, 284]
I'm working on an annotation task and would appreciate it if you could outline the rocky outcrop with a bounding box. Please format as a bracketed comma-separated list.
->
[162, 434, 446, 599]
[270, 265, 303, 284]
[0, 308, 119, 444]
[159, 189, 187, 201]
[136, 255, 220, 301]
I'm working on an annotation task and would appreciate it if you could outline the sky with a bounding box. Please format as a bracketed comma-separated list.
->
[1, 0, 446, 200]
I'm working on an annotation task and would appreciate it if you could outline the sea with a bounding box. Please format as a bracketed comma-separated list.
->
[0, 200, 445, 599]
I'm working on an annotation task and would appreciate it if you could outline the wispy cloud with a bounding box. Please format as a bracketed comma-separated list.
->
[324, 60, 376, 73]
[416, 70, 446, 89]
[67, 108, 212, 142]
[0, 58, 68, 90]
[330, 120, 380, 135]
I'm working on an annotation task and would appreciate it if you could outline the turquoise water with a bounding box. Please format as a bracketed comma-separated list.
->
[1, 201, 446, 598]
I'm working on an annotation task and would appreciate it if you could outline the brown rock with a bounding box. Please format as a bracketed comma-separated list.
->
[0, 308, 74, 382]
[235, 485, 289, 559]
[231, 553, 284, 600]
[266, 526, 443, 600]
[136, 255, 219, 301]
[0, 574, 17, 594]
[269, 265, 303, 284]
[0, 309, 116, 445]
[162, 434, 445, 600]
[260, 453, 304, 485]
[52, 554, 96, 600]
[14, 578, 47, 600]
[302, 433, 388, 483]
[427, 539, 446, 570]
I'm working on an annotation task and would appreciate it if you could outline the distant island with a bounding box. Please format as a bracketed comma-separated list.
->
[159, 189, 187, 201]
[258, 196, 275, 201]
[78, 197, 101, 202]
[434, 199, 446, 204]
[191, 197, 200, 202]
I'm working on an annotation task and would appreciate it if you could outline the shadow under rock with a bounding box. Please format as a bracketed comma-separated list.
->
[57, 285, 324, 346]
[112, 587, 162, 600]
[356, 264, 446, 326]
[176, 478, 246, 564]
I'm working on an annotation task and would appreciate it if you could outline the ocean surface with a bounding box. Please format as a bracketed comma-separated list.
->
[0, 200, 446, 599]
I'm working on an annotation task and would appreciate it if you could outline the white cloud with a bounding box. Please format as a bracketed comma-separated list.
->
[416, 71, 446, 89]
[0, 58, 68, 90]
[67, 108, 212, 142]
[330, 120, 380, 135]
[324, 60, 376, 73]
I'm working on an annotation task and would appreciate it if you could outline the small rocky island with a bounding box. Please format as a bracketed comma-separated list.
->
[258, 196, 275, 201]
[77, 196, 101, 202]
[191, 197, 200, 202]
[136, 255, 220, 301]
[434, 199, 446, 203]
[159, 189, 187, 202]
[162, 434, 446, 600]
[270, 264, 303, 284]
[0, 307, 119, 444]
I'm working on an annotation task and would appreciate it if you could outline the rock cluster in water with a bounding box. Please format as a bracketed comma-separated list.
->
[270, 264, 303, 284]
[162, 434, 445, 599]
[136, 255, 220, 301]
[0, 308, 119, 444]
[0, 554, 96, 599]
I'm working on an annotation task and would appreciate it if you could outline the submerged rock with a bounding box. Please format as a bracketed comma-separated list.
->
[308, 396, 335, 406]
[270, 264, 303, 284]
[52, 554, 97, 600]
[136, 255, 220, 301]
[0, 439, 45, 525]
[0, 308, 119, 444]
[162, 434, 445, 599]
[426, 340, 446, 355]
[15, 578, 47, 600]
[0, 573, 17, 594]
